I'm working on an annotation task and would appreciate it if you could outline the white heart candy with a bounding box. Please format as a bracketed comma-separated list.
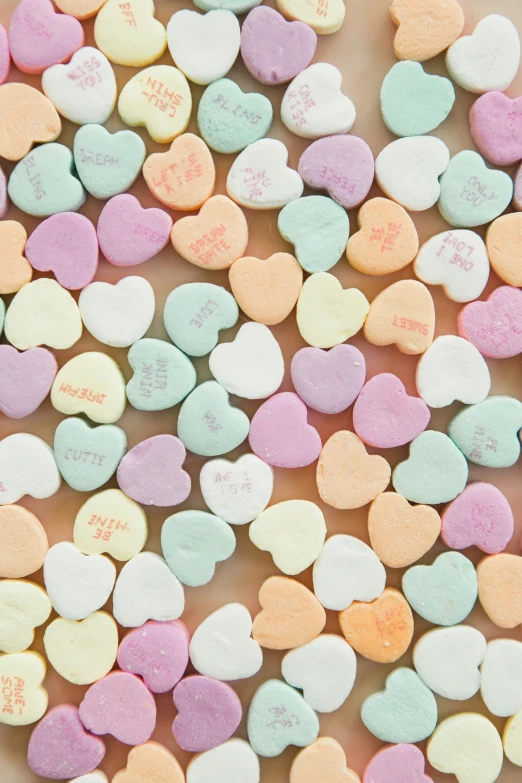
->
[5, 278, 82, 350]
[187, 739, 260, 783]
[112, 551, 185, 627]
[209, 322, 284, 399]
[43, 542, 116, 621]
[480, 638, 522, 718]
[416, 335, 491, 409]
[79, 277, 155, 348]
[227, 139, 304, 210]
[375, 136, 450, 212]
[446, 14, 520, 94]
[282, 634, 357, 713]
[313, 534, 386, 611]
[414, 230, 490, 303]
[281, 63, 356, 139]
[167, 9, 240, 86]
[70, 773, 109, 783]
[413, 626, 486, 701]
[189, 603, 263, 681]
[0, 433, 61, 505]
[200, 453, 273, 525]
[42, 47, 117, 125]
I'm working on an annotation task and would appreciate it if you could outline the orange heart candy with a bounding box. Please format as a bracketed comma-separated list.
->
[0, 221, 32, 294]
[143, 133, 215, 211]
[0, 505, 49, 578]
[113, 742, 185, 783]
[477, 554, 522, 629]
[252, 575, 326, 650]
[364, 280, 435, 355]
[368, 492, 441, 568]
[346, 197, 419, 276]
[291, 737, 361, 783]
[171, 195, 248, 271]
[391, 0, 465, 62]
[339, 587, 414, 663]
[229, 252, 303, 325]
[0, 83, 61, 161]
[317, 431, 391, 510]
[486, 213, 522, 287]
[54, 0, 107, 20]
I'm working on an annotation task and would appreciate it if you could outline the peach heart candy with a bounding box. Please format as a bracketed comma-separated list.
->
[252, 575, 326, 649]
[25, 213, 98, 290]
[97, 194, 172, 267]
[290, 737, 361, 783]
[117, 434, 191, 507]
[172, 675, 242, 752]
[299, 134, 374, 208]
[442, 483, 514, 554]
[143, 133, 215, 211]
[0, 221, 31, 294]
[113, 743, 185, 783]
[368, 492, 441, 569]
[458, 285, 522, 358]
[0, 505, 48, 578]
[54, 0, 107, 19]
[391, 0, 464, 62]
[291, 344, 366, 414]
[79, 671, 156, 746]
[477, 553, 522, 628]
[364, 280, 435, 355]
[117, 620, 189, 693]
[487, 213, 522, 287]
[249, 392, 321, 468]
[363, 743, 433, 783]
[27, 704, 106, 780]
[8, 0, 84, 74]
[0, 83, 61, 162]
[0, 345, 57, 419]
[229, 252, 303, 325]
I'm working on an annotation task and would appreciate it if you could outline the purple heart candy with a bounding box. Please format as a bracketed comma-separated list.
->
[363, 744, 433, 783]
[249, 391, 322, 468]
[27, 704, 105, 780]
[470, 92, 522, 167]
[441, 482, 514, 554]
[241, 7, 317, 85]
[291, 344, 366, 414]
[298, 135, 375, 209]
[0, 345, 57, 418]
[172, 675, 242, 752]
[117, 434, 191, 507]
[117, 619, 190, 693]
[97, 194, 172, 267]
[0, 163, 8, 218]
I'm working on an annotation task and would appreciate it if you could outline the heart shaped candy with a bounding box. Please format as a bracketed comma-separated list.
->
[514, 166, 522, 212]
[442, 483, 514, 554]
[363, 744, 433, 783]
[94, 0, 166, 66]
[0, 24, 9, 85]
[229, 252, 302, 325]
[6, 278, 82, 350]
[278, 195, 350, 273]
[26, 212, 98, 290]
[0, 221, 31, 294]
[114, 744, 184, 783]
[74, 489, 148, 562]
[127, 338, 196, 411]
[177, 381, 250, 457]
[80, 671, 156, 745]
[118, 620, 189, 693]
[368, 493, 441, 568]
[0, 579, 51, 652]
[247, 679, 319, 757]
[0, 346, 57, 419]
[113, 552, 184, 626]
[0, 433, 61, 505]
[8, 0, 84, 74]
[428, 713, 503, 783]
[97, 194, 172, 267]
[54, 0, 107, 19]
[249, 392, 321, 468]
[172, 675, 242, 751]
[28, 704, 106, 779]
[252, 575, 326, 649]
[376, 136, 450, 211]
[299, 135, 374, 208]
[480, 638, 522, 718]
[0, 651, 47, 726]
[391, 0, 464, 61]
[414, 625, 486, 701]
[313, 534, 386, 611]
[291, 738, 360, 783]
[187, 739, 260, 783]
[417, 336, 490, 409]
[144, 133, 215, 211]
[470, 92, 522, 167]
[54, 417, 127, 492]
[448, 396, 522, 468]
[0, 505, 48, 578]
[198, 78, 272, 154]
[195, 0, 261, 10]
[403, 551, 477, 626]
[227, 138, 303, 209]
[51, 352, 126, 424]
[44, 611, 118, 685]
[117, 435, 190, 507]
[0, 297, 4, 335]
[79, 277, 155, 348]
[74, 125, 146, 199]
[291, 344, 366, 414]
[164, 282, 238, 356]
[487, 213, 522, 286]
[297, 273, 369, 348]
[414, 229, 490, 303]
[477, 553, 522, 628]
[167, 9, 240, 86]
[281, 63, 355, 138]
[277, 0, 345, 33]
[364, 280, 435, 355]
[504, 712, 522, 767]
[458, 286, 522, 359]
[393, 431, 468, 504]
[200, 453, 273, 525]
[0, 83, 61, 161]
[0, 164, 7, 218]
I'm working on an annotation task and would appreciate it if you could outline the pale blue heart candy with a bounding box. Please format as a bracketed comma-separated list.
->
[177, 380, 250, 456]
[54, 417, 127, 492]
[381, 61, 455, 137]
[8, 143, 86, 217]
[403, 551, 478, 626]
[392, 430, 468, 504]
[448, 395, 522, 468]
[161, 509, 235, 587]
[198, 78, 273, 154]
[164, 283, 239, 357]
[247, 679, 319, 757]
[361, 668, 437, 744]
[126, 338, 196, 411]
[0, 297, 4, 336]
[73, 124, 146, 200]
[438, 150, 513, 228]
[194, 0, 261, 13]
[278, 196, 349, 273]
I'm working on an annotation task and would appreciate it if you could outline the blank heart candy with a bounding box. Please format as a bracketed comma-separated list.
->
[126, 338, 196, 411]
[0, 433, 61, 505]
[113, 743, 183, 783]
[117, 620, 189, 693]
[480, 638, 522, 717]
[0, 579, 51, 652]
[8, 0, 84, 74]
[0, 24, 8, 85]
[167, 9, 240, 86]
[247, 679, 319, 757]
[54, 417, 127, 492]
[364, 280, 435, 355]
[229, 252, 303, 326]
[298, 135, 374, 209]
[0, 505, 48, 578]
[391, 0, 464, 61]
[448, 395, 522, 468]
[0, 83, 61, 162]
[504, 712, 522, 767]
[51, 352, 126, 424]
[487, 213, 522, 286]
[403, 551, 478, 626]
[6, 278, 82, 350]
[187, 739, 260, 783]
[143, 133, 215, 211]
[281, 63, 355, 139]
[200, 453, 273, 525]
[279, 195, 350, 274]
[74, 489, 148, 562]
[414, 229, 490, 303]
[477, 553, 522, 628]
[97, 194, 172, 267]
[70, 773, 108, 783]
[252, 575, 326, 649]
[413, 626, 486, 701]
[363, 744, 432, 783]
[442, 483, 514, 554]
[376, 136, 449, 211]
[416, 335, 491, 408]
[291, 344, 366, 414]
[297, 273, 369, 349]
[470, 92, 522, 167]
[458, 286, 522, 359]
[368, 493, 441, 569]
[427, 713, 503, 783]
[43, 611, 118, 685]
[112, 552, 184, 627]
[164, 282, 238, 356]
[54, 0, 107, 18]
[248, 392, 321, 468]
[117, 434, 191, 507]
[291, 737, 360, 783]
[0, 346, 57, 419]
[94, 0, 166, 66]
[227, 138, 303, 209]
[393, 430, 468, 504]
[0, 651, 47, 726]
[0, 221, 31, 295]
[313, 534, 386, 611]
[79, 277, 155, 348]
[172, 675, 242, 752]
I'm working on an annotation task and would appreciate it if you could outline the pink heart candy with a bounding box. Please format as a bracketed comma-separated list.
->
[25, 212, 98, 290]
[298, 135, 375, 209]
[291, 344, 366, 414]
[441, 482, 514, 554]
[117, 620, 190, 693]
[172, 675, 242, 752]
[0, 24, 10, 86]
[513, 162, 522, 211]
[27, 704, 105, 780]
[249, 391, 322, 468]
[458, 286, 522, 359]
[353, 373, 430, 448]
[241, 6, 317, 85]
[8, 0, 84, 74]
[79, 671, 156, 746]
[0, 163, 8, 219]
[470, 92, 522, 167]
[97, 194, 172, 267]
[0, 345, 57, 418]
[363, 744, 433, 783]
[117, 434, 191, 507]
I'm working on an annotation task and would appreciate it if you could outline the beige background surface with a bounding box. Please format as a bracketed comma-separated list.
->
[1, 0, 522, 780]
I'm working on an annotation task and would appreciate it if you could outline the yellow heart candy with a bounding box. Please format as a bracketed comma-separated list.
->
[0, 651, 47, 726]
[297, 273, 369, 348]
[44, 611, 118, 685]
[0, 580, 51, 653]
[94, 0, 167, 67]
[74, 488, 148, 561]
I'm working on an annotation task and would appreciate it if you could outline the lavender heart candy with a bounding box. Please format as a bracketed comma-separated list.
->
[291, 344, 366, 414]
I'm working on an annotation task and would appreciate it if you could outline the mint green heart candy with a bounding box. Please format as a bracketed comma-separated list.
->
[198, 78, 273, 154]
[0, 297, 4, 336]
[177, 380, 249, 456]
[403, 551, 478, 626]
[393, 430, 468, 504]
[54, 417, 127, 492]
[164, 283, 239, 357]
[194, 0, 261, 13]
[381, 61, 455, 137]
[361, 668, 437, 744]
[278, 196, 349, 273]
[161, 509, 235, 587]
[248, 679, 319, 757]
[126, 338, 196, 412]
[438, 150, 513, 228]
[8, 143, 86, 217]
[448, 395, 522, 468]
[73, 124, 146, 200]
